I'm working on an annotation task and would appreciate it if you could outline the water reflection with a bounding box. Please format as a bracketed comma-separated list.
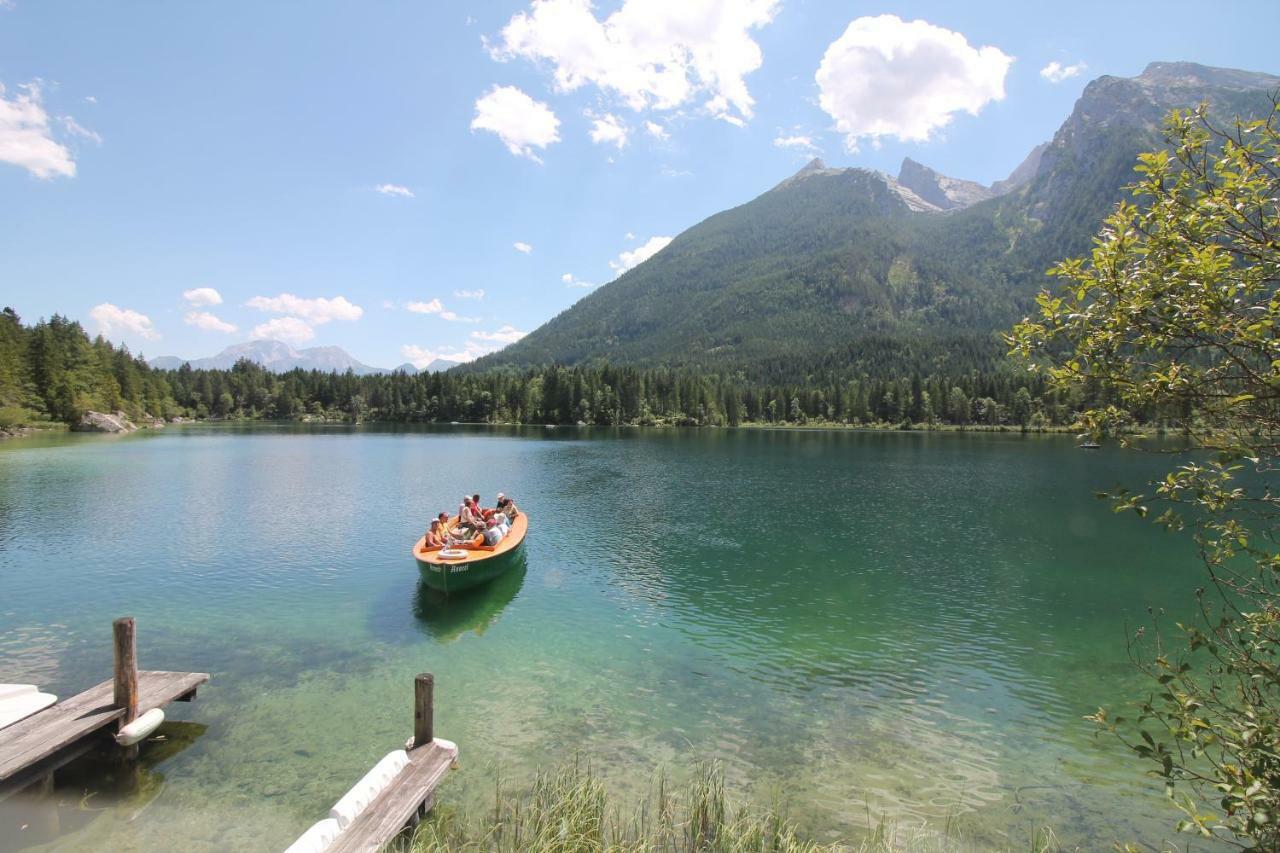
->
[0, 721, 207, 852]
[412, 552, 528, 644]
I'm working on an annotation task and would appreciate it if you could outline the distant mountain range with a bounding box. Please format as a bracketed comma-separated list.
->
[470, 61, 1280, 380]
[150, 340, 455, 375]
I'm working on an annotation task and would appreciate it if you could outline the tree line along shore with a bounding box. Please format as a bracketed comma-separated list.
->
[1, 308, 1165, 435]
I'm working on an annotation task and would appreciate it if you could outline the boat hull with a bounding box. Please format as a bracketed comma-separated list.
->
[416, 540, 525, 592]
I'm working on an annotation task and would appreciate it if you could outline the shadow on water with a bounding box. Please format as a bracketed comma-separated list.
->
[412, 552, 528, 644]
[0, 721, 207, 852]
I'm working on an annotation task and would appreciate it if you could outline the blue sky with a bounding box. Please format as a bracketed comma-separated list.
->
[2, 1, 1276, 368]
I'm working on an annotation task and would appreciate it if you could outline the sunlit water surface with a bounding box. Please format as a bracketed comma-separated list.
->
[0, 425, 1210, 850]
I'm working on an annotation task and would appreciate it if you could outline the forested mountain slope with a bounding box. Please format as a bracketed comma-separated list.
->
[473, 62, 1279, 381]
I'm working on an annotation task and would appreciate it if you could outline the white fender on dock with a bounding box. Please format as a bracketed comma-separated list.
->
[282, 818, 340, 853]
[329, 749, 410, 829]
[0, 684, 58, 730]
[114, 707, 165, 746]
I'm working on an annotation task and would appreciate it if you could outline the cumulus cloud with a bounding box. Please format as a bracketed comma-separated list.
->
[471, 325, 527, 344]
[610, 235, 672, 273]
[374, 183, 415, 197]
[0, 82, 76, 179]
[471, 85, 561, 161]
[562, 272, 596, 288]
[184, 311, 238, 333]
[588, 111, 628, 148]
[454, 289, 486, 300]
[252, 316, 314, 345]
[815, 15, 1012, 150]
[490, 0, 778, 126]
[90, 303, 160, 341]
[773, 133, 819, 154]
[1040, 60, 1086, 83]
[645, 121, 669, 140]
[246, 293, 363, 325]
[513, 241, 533, 254]
[183, 287, 223, 306]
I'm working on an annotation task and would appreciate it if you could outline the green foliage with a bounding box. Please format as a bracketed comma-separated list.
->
[0, 307, 172, 425]
[1012, 101, 1280, 847]
[406, 760, 1060, 853]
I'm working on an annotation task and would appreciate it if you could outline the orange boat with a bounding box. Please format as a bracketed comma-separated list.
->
[412, 513, 528, 593]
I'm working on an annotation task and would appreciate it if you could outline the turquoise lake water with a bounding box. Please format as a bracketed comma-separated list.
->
[0, 425, 1212, 850]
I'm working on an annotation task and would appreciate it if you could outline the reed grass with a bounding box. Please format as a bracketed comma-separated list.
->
[402, 760, 1064, 853]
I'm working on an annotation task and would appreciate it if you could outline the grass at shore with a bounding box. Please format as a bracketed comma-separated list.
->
[402, 761, 1064, 853]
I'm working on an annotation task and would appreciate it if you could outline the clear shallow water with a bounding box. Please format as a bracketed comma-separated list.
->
[0, 425, 1208, 850]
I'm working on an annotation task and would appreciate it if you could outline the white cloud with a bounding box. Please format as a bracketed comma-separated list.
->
[610, 235, 673, 274]
[1040, 60, 1086, 84]
[0, 82, 76, 179]
[625, 231, 636, 240]
[251, 316, 314, 345]
[471, 85, 561, 162]
[183, 287, 223, 306]
[374, 183, 415, 198]
[773, 133, 819, 154]
[562, 272, 596, 288]
[815, 15, 1013, 150]
[90, 303, 160, 341]
[406, 298, 478, 322]
[644, 121, 669, 140]
[513, 241, 533, 254]
[406, 299, 443, 314]
[491, 0, 778, 126]
[83, 95, 97, 104]
[400, 342, 496, 368]
[588, 111, 628, 148]
[246, 293, 363, 325]
[471, 325, 527, 344]
[60, 116, 102, 145]
[454, 289, 486, 300]
[184, 311, 238, 333]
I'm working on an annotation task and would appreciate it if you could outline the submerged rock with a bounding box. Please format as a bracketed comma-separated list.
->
[75, 410, 139, 433]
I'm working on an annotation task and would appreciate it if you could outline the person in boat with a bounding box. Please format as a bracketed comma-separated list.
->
[482, 517, 504, 546]
[473, 493, 495, 521]
[424, 519, 445, 549]
[457, 496, 482, 535]
[501, 495, 519, 522]
[494, 510, 511, 538]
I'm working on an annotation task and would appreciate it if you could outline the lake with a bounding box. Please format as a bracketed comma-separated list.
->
[0, 425, 1207, 851]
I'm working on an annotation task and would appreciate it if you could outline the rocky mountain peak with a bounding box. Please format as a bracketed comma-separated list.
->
[896, 157, 995, 211]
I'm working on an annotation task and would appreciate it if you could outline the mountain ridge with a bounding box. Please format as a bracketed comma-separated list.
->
[469, 61, 1279, 380]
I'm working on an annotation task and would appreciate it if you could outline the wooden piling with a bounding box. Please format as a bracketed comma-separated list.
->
[112, 617, 138, 726]
[113, 617, 139, 760]
[413, 673, 433, 749]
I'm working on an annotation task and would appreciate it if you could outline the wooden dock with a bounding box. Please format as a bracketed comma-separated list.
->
[0, 618, 208, 800]
[286, 673, 458, 853]
[327, 739, 456, 853]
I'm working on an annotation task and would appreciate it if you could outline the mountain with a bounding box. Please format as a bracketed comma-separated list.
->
[470, 62, 1279, 380]
[390, 359, 457, 375]
[896, 158, 995, 210]
[150, 340, 391, 375]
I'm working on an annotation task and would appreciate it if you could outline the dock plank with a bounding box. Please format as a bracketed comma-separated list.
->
[0, 670, 208, 783]
[327, 741, 457, 853]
